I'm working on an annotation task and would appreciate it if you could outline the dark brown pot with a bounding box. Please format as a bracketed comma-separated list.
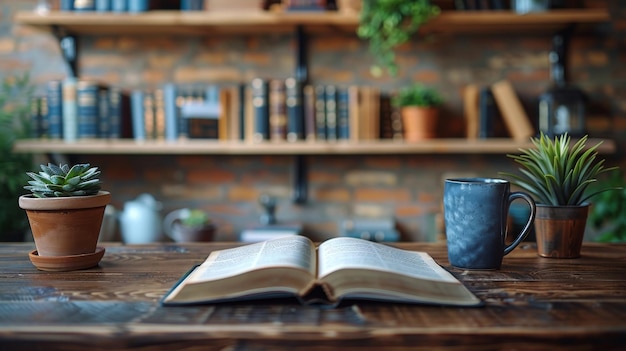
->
[170, 222, 215, 243]
[19, 191, 111, 257]
[534, 204, 589, 258]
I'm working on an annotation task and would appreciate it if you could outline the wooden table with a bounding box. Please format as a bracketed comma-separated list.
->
[0, 241, 625, 350]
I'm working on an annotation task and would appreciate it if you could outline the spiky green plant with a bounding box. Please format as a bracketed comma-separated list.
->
[24, 163, 102, 198]
[501, 133, 619, 206]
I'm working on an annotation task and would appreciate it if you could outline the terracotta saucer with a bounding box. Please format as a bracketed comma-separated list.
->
[29, 247, 105, 272]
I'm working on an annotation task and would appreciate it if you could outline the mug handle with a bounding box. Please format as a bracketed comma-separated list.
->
[163, 208, 191, 240]
[503, 192, 536, 256]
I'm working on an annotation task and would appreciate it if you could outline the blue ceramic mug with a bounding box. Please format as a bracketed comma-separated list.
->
[444, 178, 536, 270]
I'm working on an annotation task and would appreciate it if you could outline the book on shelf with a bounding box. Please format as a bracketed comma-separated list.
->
[337, 86, 350, 140]
[62, 77, 78, 142]
[130, 90, 145, 141]
[478, 87, 498, 138]
[269, 79, 288, 141]
[379, 94, 393, 139]
[303, 84, 316, 141]
[491, 80, 535, 142]
[97, 88, 109, 138]
[251, 78, 270, 142]
[161, 236, 482, 307]
[314, 85, 326, 140]
[463, 84, 480, 139]
[163, 83, 178, 141]
[348, 85, 360, 142]
[46, 80, 63, 139]
[285, 77, 304, 142]
[325, 85, 338, 141]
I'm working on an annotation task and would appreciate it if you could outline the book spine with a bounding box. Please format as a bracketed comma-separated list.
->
[251, 78, 269, 142]
[46, 80, 63, 139]
[337, 87, 350, 140]
[479, 87, 495, 138]
[303, 84, 316, 141]
[96, 0, 112, 12]
[285, 77, 304, 142]
[238, 83, 246, 140]
[491, 80, 534, 141]
[378, 94, 393, 139]
[181, 0, 204, 10]
[314, 85, 326, 140]
[269, 79, 287, 142]
[131, 90, 146, 141]
[463, 84, 480, 140]
[108, 87, 122, 139]
[163, 83, 178, 141]
[62, 77, 78, 142]
[98, 87, 110, 139]
[143, 91, 155, 139]
[111, 0, 127, 12]
[176, 88, 189, 139]
[348, 85, 360, 142]
[154, 88, 166, 140]
[76, 80, 100, 139]
[325, 85, 337, 141]
[60, 0, 74, 10]
[390, 105, 403, 140]
[218, 87, 230, 140]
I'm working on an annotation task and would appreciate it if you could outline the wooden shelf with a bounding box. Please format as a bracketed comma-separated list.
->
[13, 138, 617, 155]
[14, 9, 610, 36]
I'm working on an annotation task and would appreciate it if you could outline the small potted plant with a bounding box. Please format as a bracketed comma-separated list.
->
[19, 163, 110, 271]
[501, 133, 620, 258]
[163, 208, 215, 243]
[392, 83, 443, 142]
[357, 0, 440, 77]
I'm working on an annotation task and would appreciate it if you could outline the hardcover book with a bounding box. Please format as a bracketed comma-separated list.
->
[251, 78, 269, 142]
[491, 80, 535, 141]
[285, 77, 304, 142]
[162, 236, 482, 307]
[62, 77, 78, 142]
[269, 79, 287, 141]
[46, 80, 63, 139]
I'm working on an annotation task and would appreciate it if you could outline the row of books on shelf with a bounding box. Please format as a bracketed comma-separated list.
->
[55, 0, 335, 13]
[29, 77, 404, 143]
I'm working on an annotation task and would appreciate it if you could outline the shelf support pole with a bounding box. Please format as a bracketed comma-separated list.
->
[292, 25, 309, 204]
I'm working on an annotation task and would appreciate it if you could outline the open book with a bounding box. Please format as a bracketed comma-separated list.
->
[162, 236, 482, 307]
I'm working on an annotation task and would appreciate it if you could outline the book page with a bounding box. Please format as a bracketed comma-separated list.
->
[188, 236, 315, 283]
[318, 237, 457, 283]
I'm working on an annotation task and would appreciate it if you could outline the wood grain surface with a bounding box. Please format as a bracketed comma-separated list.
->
[0, 241, 625, 351]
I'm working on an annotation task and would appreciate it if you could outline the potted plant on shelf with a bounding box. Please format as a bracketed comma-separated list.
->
[357, 0, 440, 77]
[163, 208, 215, 243]
[392, 83, 443, 142]
[501, 133, 620, 258]
[18, 163, 111, 271]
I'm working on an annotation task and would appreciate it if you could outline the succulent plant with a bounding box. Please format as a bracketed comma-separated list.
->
[24, 163, 102, 198]
[501, 133, 619, 206]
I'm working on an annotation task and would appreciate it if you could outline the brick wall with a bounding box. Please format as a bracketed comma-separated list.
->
[2, 0, 625, 241]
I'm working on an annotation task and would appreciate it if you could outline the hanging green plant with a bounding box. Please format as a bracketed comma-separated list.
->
[357, 0, 440, 77]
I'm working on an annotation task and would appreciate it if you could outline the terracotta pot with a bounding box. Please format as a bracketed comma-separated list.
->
[534, 204, 589, 258]
[19, 191, 111, 257]
[401, 106, 439, 142]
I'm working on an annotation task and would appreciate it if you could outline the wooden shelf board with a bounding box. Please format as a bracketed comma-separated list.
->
[14, 9, 610, 35]
[13, 138, 616, 155]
